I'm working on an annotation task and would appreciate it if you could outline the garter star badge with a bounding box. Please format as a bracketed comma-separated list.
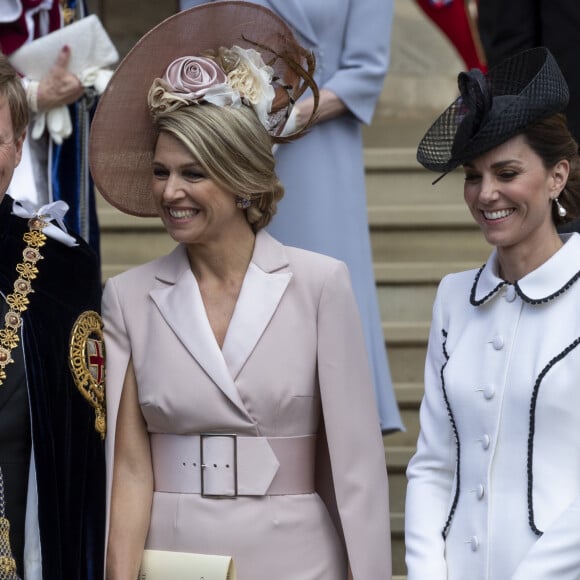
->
[69, 310, 106, 439]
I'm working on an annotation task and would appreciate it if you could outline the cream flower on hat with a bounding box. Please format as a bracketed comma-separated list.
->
[225, 46, 275, 126]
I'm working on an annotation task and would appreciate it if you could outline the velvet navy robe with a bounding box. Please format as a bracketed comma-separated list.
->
[0, 194, 105, 579]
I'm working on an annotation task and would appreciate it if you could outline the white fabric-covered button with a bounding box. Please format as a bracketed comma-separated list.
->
[480, 434, 491, 450]
[505, 285, 517, 302]
[483, 385, 496, 400]
[491, 335, 504, 350]
[470, 536, 480, 551]
[476, 484, 485, 499]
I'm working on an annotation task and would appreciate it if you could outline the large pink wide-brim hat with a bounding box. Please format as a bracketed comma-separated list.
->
[89, 1, 311, 217]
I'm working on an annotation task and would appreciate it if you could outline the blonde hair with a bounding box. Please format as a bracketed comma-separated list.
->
[151, 102, 284, 231]
[0, 53, 29, 138]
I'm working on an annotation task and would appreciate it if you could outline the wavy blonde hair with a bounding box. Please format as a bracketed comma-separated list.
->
[151, 101, 284, 231]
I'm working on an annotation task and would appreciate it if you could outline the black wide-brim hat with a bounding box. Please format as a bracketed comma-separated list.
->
[89, 1, 314, 217]
[417, 47, 569, 175]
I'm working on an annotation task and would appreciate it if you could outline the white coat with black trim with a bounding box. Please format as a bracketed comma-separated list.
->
[406, 232, 580, 580]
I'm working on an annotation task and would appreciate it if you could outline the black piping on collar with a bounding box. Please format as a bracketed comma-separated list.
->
[470, 264, 580, 307]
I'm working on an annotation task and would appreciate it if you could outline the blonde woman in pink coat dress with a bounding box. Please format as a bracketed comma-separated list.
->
[89, 3, 392, 579]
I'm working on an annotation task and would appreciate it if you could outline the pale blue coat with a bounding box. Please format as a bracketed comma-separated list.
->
[179, 0, 403, 432]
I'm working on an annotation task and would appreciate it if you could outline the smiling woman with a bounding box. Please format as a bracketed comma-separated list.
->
[151, 133, 249, 250]
[89, 3, 392, 580]
[405, 47, 580, 580]
[461, 133, 569, 281]
[150, 102, 284, 235]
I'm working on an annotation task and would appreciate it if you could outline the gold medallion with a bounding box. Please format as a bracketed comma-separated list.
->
[69, 311, 106, 439]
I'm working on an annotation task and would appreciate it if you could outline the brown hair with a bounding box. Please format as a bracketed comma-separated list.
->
[0, 53, 29, 138]
[153, 103, 284, 231]
[522, 113, 580, 224]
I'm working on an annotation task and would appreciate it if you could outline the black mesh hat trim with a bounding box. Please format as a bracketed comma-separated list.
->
[417, 47, 569, 174]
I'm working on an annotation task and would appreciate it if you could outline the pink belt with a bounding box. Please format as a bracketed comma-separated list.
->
[150, 433, 316, 498]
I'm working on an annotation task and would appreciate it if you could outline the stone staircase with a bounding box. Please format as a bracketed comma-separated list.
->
[94, 0, 494, 577]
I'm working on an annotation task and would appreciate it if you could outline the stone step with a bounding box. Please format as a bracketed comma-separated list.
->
[374, 261, 481, 284]
[369, 204, 473, 227]
[379, 284, 436, 324]
[387, 342, 427, 384]
[371, 227, 489, 264]
[384, 320, 429, 344]
[365, 148, 466, 207]
[388, 409, 421, 450]
[394, 382, 424, 407]
[388, 383, 423, 447]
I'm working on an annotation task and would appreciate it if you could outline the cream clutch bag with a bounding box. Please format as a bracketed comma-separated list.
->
[138, 549, 237, 580]
[8, 14, 119, 80]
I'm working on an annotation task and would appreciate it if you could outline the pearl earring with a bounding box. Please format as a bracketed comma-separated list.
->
[554, 197, 567, 218]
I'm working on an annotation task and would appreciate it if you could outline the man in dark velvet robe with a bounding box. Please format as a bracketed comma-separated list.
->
[0, 52, 105, 579]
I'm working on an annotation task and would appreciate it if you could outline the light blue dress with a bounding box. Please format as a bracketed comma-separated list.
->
[179, 0, 403, 432]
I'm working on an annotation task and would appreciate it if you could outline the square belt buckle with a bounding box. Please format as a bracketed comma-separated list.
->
[200, 433, 238, 498]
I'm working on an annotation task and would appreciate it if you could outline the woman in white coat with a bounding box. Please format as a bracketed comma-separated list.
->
[405, 47, 580, 580]
[89, 3, 392, 579]
[179, 0, 403, 433]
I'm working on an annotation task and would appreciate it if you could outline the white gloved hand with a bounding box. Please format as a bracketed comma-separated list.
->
[31, 65, 114, 144]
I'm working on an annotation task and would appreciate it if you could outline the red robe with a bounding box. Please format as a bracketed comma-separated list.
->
[0, 1, 61, 56]
[415, 0, 487, 71]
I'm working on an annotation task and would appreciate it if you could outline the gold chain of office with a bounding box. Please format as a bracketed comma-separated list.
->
[0, 217, 48, 386]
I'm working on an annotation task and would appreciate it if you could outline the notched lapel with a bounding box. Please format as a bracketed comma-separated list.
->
[149, 233, 291, 413]
[150, 258, 250, 417]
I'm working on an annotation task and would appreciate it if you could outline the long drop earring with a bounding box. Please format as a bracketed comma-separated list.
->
[554, 197, 567, 218]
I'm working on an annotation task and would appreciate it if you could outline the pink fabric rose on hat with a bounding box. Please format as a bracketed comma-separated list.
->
[164, 56, 241, 108]
[164, 56, 227, 99]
